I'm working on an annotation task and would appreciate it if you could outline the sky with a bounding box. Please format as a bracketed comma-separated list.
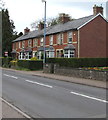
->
[3, 0, 108, 33]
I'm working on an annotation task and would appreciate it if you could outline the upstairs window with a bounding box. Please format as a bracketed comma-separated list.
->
[40, 38, 44, 46]
[68, 32, 72, 43]
[49, 35, 53, 45]
[28, 40, 32, 47]
[33, 39, 38, 47]
[57, 33, 63, 45]
[22, 41, 25, 48]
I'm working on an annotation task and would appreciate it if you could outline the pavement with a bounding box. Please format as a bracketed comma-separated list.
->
[2, 100, 25, 118]
[1, 67, 107, 118]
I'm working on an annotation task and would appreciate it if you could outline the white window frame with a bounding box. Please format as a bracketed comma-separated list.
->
[22, 41, 25, 48]
[33, 39, 38, 47]
[46, 51, 54, 58]
[68, 32, 72, 43]
[33, 51, 37, 57]
[49, 51, 54, 58]
[60, 33, 63, 44]
[64, 49, 75, 58]
[28, 40, 32, 47]
[57, 34, 60, 45]
[49, 35, 53, 45]
[57, 33, 63, 45]
[40, 38, 44, 46]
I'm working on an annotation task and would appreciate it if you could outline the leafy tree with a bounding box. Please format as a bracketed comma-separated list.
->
[31, 14, 75, 30]
[2, 8, 17, 56]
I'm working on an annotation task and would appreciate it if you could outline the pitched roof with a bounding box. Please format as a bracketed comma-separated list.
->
[46, 15, 94, 35]
[13, 14, 100, 42]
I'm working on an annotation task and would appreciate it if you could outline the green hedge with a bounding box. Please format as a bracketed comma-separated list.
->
[46, 58, 108, 68]
[0, 57, 12, 68]
[17, 60, 43, 70]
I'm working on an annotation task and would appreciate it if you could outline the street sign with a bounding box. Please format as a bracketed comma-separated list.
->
[4, 52, 8, 57]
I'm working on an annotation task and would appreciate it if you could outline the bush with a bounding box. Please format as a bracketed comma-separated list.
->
[46, 58, 108, 68]
[17, 60, 43, 70]
[10, 60, 18, 68]
[30, 57, 37, 61]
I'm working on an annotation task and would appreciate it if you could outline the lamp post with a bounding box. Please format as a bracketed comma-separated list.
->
[42, 0, 46, 64]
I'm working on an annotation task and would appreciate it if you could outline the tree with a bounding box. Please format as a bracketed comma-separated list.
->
[31, 14, 75, 30]
[2, 8, 17, 56]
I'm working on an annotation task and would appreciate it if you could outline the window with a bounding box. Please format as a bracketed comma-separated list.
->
[49, 35, 53, 45]
[60, 33, 63, 44]
[40, 38, 43, 46]
[19, 52, 32, 60]
[64, 50, 75, 58]
[28, 40, 32, 47]
[57, 34, 60, 45]
[57, 33, 63, 45]
[22, 41, 25, 48]
[46, 51, 54, 58]
[33, 39, 38, 47]
[68, 32, 72, 43]
[38, 51, 43, 60]
[56, 50, 64, 58]
[33, 51, 37, 57]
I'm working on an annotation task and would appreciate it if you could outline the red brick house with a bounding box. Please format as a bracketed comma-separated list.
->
[12, 5, 108, 60]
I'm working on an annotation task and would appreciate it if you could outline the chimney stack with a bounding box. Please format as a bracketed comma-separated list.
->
[93, 4, 103, 16]
[59, 13, 71, 23]
[38, 22, 44, 30]
[24, 27, 30, 34]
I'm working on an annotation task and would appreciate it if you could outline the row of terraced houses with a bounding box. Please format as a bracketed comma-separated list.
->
[12, 5, 108, 60]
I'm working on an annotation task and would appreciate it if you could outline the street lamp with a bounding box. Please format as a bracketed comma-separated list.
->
[42, 0, 46, 64]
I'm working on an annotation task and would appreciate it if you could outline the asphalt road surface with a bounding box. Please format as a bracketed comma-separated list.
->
[2, 69, 107, 118]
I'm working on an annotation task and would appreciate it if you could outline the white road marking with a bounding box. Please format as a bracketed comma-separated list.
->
[25, 80, 53, 88]
[70, 91, 108, 103]
[3, 74, 18, 79]
[0, 97, 32, 119]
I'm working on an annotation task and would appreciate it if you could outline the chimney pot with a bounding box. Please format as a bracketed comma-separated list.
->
[59, 13, 70, 23]
[93, 5, 103, 15]
[24, 27, 30, 34]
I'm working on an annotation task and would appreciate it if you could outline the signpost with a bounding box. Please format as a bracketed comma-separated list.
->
[4, 51, 8, 57]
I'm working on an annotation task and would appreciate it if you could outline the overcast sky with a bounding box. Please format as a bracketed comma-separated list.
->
[3, 0, 107, 33]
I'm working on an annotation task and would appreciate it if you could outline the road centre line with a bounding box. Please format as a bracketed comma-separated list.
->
[4, 74, 18, 79]
[3, 73, 107, 103]
[25, 80, 53, 88]
[70, 91, 108, 103]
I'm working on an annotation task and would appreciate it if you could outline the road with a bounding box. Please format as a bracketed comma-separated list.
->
[2, 69, 107, 118]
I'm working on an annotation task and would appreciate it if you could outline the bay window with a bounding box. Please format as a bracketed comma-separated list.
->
[64, 49, 75, 58]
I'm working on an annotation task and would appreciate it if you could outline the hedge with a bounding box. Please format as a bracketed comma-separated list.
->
[46, 58, 108, 68]
[17, 60, 43, 70]
[0, 57, 12, 68]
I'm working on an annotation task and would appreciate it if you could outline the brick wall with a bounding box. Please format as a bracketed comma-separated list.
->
[79, 15, 107, 58]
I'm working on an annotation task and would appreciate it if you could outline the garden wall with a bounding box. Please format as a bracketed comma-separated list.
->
[44, 63, 107, 81]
